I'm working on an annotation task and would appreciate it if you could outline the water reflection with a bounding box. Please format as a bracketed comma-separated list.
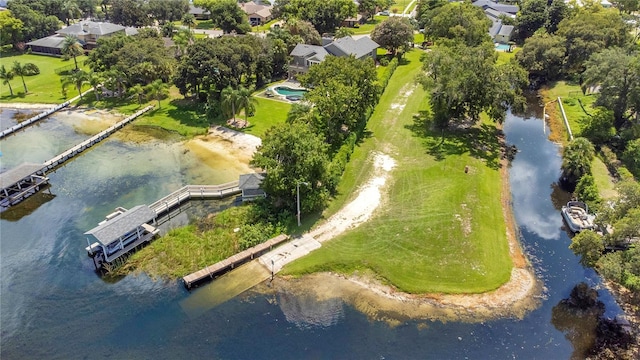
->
[277, 289, 345, 329]
[506, 116, 565, 240]
[0, 186, 55, 221]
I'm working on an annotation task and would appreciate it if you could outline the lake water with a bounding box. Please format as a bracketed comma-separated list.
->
[0, 107, 623, 359]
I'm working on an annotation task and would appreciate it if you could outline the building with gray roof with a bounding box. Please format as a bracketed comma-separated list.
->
[288, 36, 379, 79]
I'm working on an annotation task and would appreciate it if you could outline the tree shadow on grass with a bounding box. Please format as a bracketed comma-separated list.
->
[405, 111, 506, 170]
[166, 98, 210, 128]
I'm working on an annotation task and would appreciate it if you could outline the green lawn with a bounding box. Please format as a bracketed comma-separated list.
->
[592, 156, 617, 200]
[235, 97, 291, 138]
[283, 50, 513, 294]
[351, 16, 385, 35]
[0, 53, 91, 104]
[495, 47, 520, 65]
[540, 80, 597, 142]
[390, 0, 413, 14]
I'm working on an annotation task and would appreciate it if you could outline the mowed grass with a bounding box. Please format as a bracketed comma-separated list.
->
[540, 80, 596, 144]
[592, 156, 617, 200]
[283, 50, 512, 294]
[0, 53, 91, 104]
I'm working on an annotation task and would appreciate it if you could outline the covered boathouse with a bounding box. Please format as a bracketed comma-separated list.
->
[84, 205, 159, 269]
[0, 163, 49, 210]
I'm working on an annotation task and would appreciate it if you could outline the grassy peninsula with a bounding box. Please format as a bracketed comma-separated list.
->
[282, 50, 513, 294]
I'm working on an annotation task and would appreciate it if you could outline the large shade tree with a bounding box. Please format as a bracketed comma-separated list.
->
[371, 16, 414, 57]
[582, 47, 640, 131]
[424, 2, 491, 47]
[251, 122, 332, 213]
[419, 42, 528, 128]
[515, 32, 566, 85]
[279, 0, 357, 35]
[193, 0, 251, 34]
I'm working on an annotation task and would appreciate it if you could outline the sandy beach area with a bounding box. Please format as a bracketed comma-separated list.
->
[0, 103, 54, 109]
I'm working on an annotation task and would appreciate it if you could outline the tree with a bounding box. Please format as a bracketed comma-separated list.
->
[109, 0, 152, 27]
[545, 0, 569, 34]
[279, 0, 357, 35]
[161, 22, 176, 37]
[0, 10, 24, 48]
[145, 79, 169, 108]
[172, 28, 193, 57]
[237, 86, 257, 124]
[127, 84, 146, 105]
[371, 17, 414, 57]
[61, 69, 89, 99]
[557, 9, 630, 74]
[220, 86, 240, 121]
[416, 0, 448, 30]
[622, 138, 640, 177]
[148, 0, 189, 24]
[61, 0, 82, 26]
[251, 122, 332, 213]
[6, 2, 59, 43]
[334, 27, 354, 39]
[425, 2, 491, 47]
[569, 230, 604, 267]
[574, 174, 601, 211]
[0, 65, 15, 96]
[62, 35, 84, 71]
[104, 68, 128, 97]
[87, 71, 104, 101]
[193, 0, 251, 34]
[515, 0, 548, 41]
[578, 108, 615, 146]
[11, 61, 29, 94]
[285, 19, 321, 45]
[181, 13, 196, 29]
[560, 137, 595, 185]
[113, 36, 176, 85]
[359, 0, 392, 20]
[419, 42, 527, 128]
[583, 48, 640, 131]
[516, 32, 566, 85]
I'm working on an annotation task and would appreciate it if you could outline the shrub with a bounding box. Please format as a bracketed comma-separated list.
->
[579, 108, 615, 146]
[379, 56, 390, 66]
[575, 174, 601, 211]
[622, 138, 640, 178]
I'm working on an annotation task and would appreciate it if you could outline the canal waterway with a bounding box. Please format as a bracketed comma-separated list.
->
[0, 107, 624, 359]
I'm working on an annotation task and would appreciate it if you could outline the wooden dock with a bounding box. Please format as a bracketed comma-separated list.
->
[42, 105, 154, 172]
[182, 234, 289, 289]
[149, 182, 241, 218]
[0, 90, 93, 139]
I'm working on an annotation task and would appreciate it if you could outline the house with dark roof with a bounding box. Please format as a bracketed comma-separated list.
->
[472, 0, 518, 43]
[288, 36, 379, 79]
[26, 21, 138, 56]
[189, 4, 210, 20]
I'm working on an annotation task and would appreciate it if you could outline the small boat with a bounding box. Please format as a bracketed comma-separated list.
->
[561, 201, 596, 233]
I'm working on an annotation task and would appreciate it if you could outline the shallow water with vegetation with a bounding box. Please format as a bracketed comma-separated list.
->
[0, 107, 625, 358]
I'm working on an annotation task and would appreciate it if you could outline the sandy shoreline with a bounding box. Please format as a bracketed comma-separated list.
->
[0, 102, 56, 109]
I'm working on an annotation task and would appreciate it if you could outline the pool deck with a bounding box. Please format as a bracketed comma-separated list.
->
[263, 80, 307, 102]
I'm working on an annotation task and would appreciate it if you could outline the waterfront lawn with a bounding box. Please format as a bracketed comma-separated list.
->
[592, 156, 617, 200]
[239, 97, 291, 138]
[282, 50, 513, 294]
[540, 80, 597, 143]
[0, 53, 90, 103]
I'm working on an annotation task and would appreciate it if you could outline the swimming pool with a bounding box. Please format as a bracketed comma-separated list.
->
[495, 43, 511, 51]
[273, 86, 307, 97]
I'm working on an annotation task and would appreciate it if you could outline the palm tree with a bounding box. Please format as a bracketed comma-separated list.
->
[220, 86, 240, 121]
[61, 69, 89, 100]
[561, 137, 595, 185]
[237, 86, 257, 124]
[61, 35, 84, 70]
[88, 71, 104, 101]
[173, 28, 193, 57]
[128, 84, 146, 105]
[12, 61, 28, 93]
[145, 79, 168, 108]
[0, 65, 15, 96]
[105, 69, 128, 97]
[182, 13, 196, 29]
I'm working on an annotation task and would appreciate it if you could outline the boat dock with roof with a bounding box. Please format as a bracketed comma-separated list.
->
[84, 205, 160, 269]
[0, 163, 49, 210]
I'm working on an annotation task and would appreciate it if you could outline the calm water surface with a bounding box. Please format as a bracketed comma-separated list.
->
[0, 108, 623, 359]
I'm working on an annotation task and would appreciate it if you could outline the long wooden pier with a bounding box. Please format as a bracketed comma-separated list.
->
[149, 182, 241, 218]
[0, 90, 93, 139]
[0, 101, 72, 139]
[182, 234, 289, 289]
[42, 105, 153, 172]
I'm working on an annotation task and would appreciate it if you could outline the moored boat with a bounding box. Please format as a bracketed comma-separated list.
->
[561, 200, 596, 233]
